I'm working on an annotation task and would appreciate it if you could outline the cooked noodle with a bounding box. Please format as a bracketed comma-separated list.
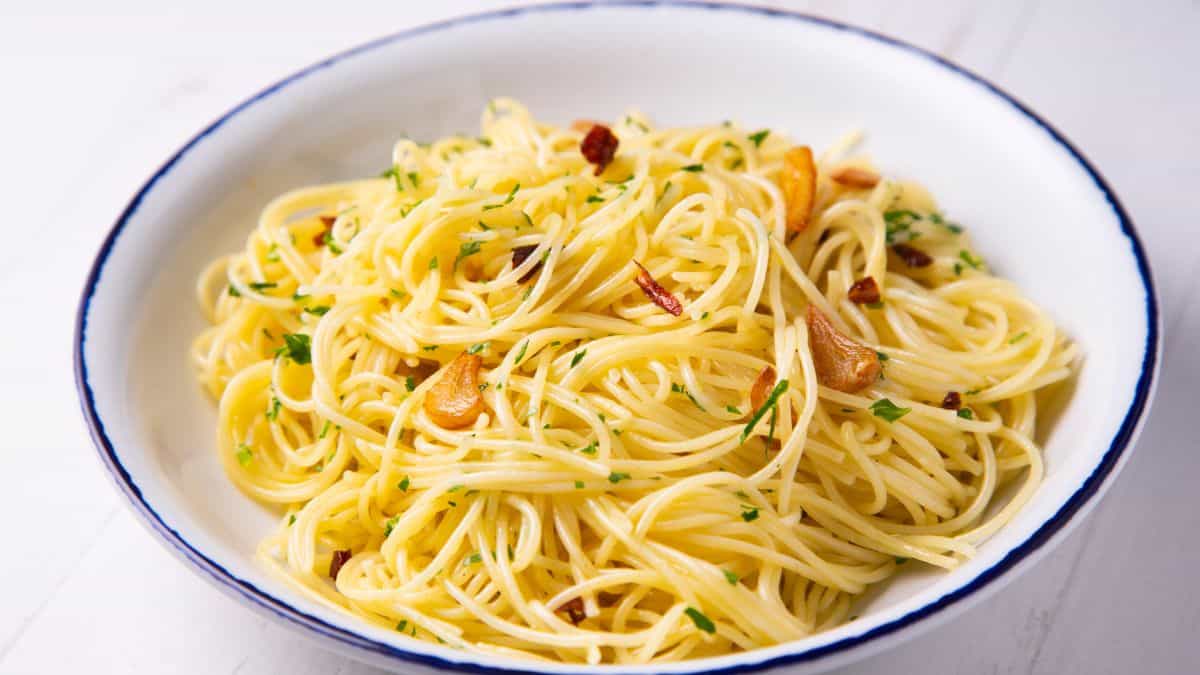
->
[191, 99, 1077, 664]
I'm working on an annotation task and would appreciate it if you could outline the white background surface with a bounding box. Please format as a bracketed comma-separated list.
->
[0, 1, 1196, 673]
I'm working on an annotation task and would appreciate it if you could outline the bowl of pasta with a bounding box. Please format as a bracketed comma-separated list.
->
[74, 2, 1158, 674]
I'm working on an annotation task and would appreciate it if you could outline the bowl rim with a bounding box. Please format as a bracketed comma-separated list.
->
[73, 2, 1160, 673]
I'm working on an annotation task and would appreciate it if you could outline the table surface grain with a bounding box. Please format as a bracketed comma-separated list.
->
[1, 1, 1197, 673]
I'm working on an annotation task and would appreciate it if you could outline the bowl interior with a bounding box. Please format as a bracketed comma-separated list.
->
[78, 4, 1153, 674]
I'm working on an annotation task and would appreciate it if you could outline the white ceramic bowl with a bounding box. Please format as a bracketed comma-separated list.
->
[74, 3, 1160, 674]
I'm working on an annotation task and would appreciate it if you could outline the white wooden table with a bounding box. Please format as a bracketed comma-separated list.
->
[1, 1, 1197, 673]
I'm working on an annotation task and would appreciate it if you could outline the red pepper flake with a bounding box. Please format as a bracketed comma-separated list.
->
[314, 215, 336, 247]
[580, 124, 619, 175]
[329, 549, 352, 579]
[892, 243, 933, 268]
[559, 597, 586, 625]
[941, 391, 962, 410]
[847, 276, 881, 304]
[750, 366, 776, 413]
[510, 245, 542, 283]
[633, 261, 682, 316]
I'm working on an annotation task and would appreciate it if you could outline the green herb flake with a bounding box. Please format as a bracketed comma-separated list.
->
[681, 163, 704, 173]
[608, 472, 631, 484]
[725, 405, 741, 415]
[319, 420, 331, 439]
[304, 305, 331, 316]
[227, 284, 242, 297]
[866, 301, 885, 310]
[870, 398, 911, 422]
[428, 256, 439, 270]
[575, 480, 585, 489]
[448, 484, 464, 493]
[236, 444, 253, 466]
[323, 231, 343, 254]
[288, 514, 296, 526]
[957, 408, 974, 420]
[265, 397, 281, 421]
[398, 476, 411, 492]
[570, 350, 586, 368]
[741, 507, 759, 522]
[422, 345, 439, 352]
[586, 194, 605, 204]
[467, 341, 489, 355]
[959, 249, 984, 270]
[454, 240, 483, 270]
[895, 557, 909, 565]
[248, 281, 277, 291]
[876, 351, 889, 362]
[1008, 331, 1028, 344]
[384, 516, 398, 537]
[741, 379, 788, 443]
[405, 376, 416, 392]
[396, 620, 408, 633]
[723, 569, 739, 585]
[748, 129, 770, 147]
[579, 441, 597, 455]
[684, 607, 716, 633]
[465, 552, 482, 565]
[281, 333, 312, 365]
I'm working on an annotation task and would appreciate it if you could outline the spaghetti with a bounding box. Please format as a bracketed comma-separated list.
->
[191, 99, 1077, 664]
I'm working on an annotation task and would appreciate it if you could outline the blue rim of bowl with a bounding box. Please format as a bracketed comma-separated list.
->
[73, 2, 1159, 673]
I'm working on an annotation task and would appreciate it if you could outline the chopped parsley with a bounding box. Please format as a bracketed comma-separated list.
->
[670, 383, 706, 412]
[866, 301, 884, 310]
[227, 284, 241, 297]
[876, 351, 889, 362]
[384, 516, 398, 537]
[467, 341, 489, 355]
[304, 305, 330, 316]
[513, 341, 529, 364]
[465, 552, 482, 565]
[748, 129, 770, 147]
[684, 607, 716, 633]
[477, 220, 490, 231]
[236, 444, 253, 466]
[579, 441, 597, 455]
[454, 241, 483, 270]
[319, 420, 332, 439]
[322, 231, 343, 254]
[396, 620, 408, 633]
[575, 480, 585, 489]
[959, 250, 984, 270]
[680, 163, 704, 173]
[422, 345, 439, 351]
[608, 472, 631, 484]
[570, 350, 586, 368]
[380, 166, 404, 191]
[428, 256, 439, 270]
[1008, 331, 1028, 344]
[405, 376, 416, 392]
[723, 569, 739, 585]
[265, 397, 281, 421]
[248, 281, 277, 291]
[741, 507, 759, 522]
[288, 514, 296, 526]
[398, 476, 410, 492]
[448, 484, 464, 493]
[586, 194, 605, 204]
[482, 183, 520, 210]
[869, 398, 911, 422]
[293, 291, 310, 302]
[740, 379, 788, 443]
[895, 557, 909, 565]
[281, 333, 312, 365]
[957, 408, 974, 420]
[407, 171, 420, 188]
[700, 311, 709, 320]
[725, 405, 741, 415]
